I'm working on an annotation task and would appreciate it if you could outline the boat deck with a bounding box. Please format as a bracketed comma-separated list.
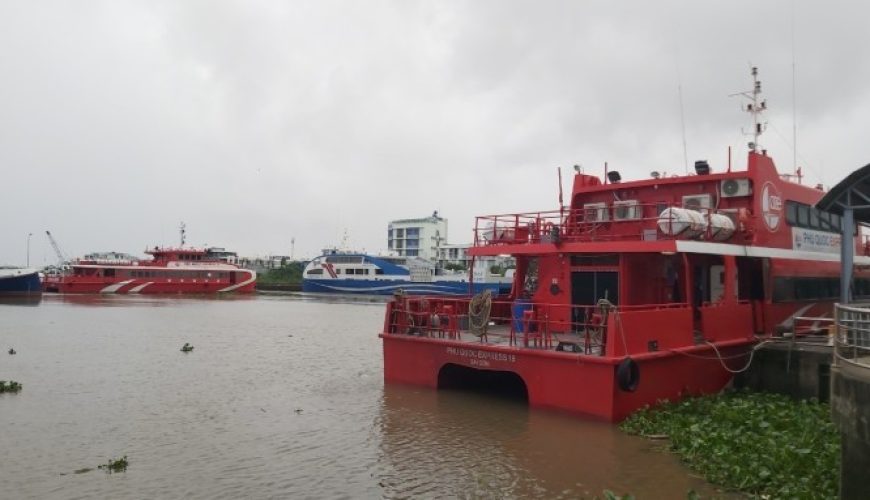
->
[400, 321, 606, 355]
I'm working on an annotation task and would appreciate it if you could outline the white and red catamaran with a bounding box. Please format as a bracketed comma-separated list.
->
[380, 68, 870, 421]
[43, 226, 256, 295]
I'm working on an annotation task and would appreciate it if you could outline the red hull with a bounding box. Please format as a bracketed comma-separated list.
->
[382, 333, 749, 421]
[43, 276, 256, 294]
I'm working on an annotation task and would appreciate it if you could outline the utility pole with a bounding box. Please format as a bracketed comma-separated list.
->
[26, 232, 32, 267]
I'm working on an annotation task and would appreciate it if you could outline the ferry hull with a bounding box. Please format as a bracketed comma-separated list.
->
[303, 278, 510, 296]
[42, 278, 255, 294]
[0, 271, 42, 295]
[382, 334, 749, 422]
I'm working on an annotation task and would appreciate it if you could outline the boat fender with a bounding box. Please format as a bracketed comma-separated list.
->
[616, 357, 639, 392]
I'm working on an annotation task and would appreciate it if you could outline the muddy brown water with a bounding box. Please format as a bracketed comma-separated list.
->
[0, 294, 733, 498]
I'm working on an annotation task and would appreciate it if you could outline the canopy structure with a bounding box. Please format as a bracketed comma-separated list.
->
[816, 162, 870, 303]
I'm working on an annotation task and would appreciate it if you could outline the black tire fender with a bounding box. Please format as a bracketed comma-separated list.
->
[616, 357, 640, 392]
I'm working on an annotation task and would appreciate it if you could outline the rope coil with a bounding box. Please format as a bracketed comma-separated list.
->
[468, 290, 493, 337]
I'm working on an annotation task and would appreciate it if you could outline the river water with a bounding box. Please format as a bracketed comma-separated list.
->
[0, 294, 729, 499]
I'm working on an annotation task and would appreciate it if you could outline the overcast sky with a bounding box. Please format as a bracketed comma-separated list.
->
[2, 0, 869, 265]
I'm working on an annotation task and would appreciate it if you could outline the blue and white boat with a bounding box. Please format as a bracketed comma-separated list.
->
[0, 267, 42, 295]
[302, 252, 512, 296]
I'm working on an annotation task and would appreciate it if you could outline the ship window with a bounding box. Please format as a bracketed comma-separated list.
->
[570, 254, 619, 266]
[797, 205, 809, 226]
[376, 269, 384, 275]
[773, 276, 840, 302]
[105, 269, 115, 277]
[364, 269, 370, 275]
[830, 214, 841, 232]
[810, 208, 820, 229]
[307, 269, 324, 275]
[787, 200, 842, 233]
[785, 201, 798, 225]
[819, 211, 831, 230]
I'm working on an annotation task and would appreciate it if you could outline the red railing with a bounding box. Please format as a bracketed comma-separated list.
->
[472, 204, 755, 246]
[384, 295, 691, 356]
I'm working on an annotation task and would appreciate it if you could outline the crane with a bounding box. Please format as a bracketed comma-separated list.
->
[45, 230, 68, 265]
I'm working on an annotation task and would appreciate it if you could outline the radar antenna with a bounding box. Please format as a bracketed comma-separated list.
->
[730, 66, 767, 152]
[179, 222, 186, 247]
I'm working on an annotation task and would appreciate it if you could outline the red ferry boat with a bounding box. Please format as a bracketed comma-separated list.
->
[42, 246, 256, 294]
[380, 69, 870, 421]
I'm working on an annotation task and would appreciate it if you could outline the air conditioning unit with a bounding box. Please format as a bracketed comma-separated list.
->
[720, 178, 752, 198]
[583, 202, 608, 222]
[613, 200, 641, 220]
[682, 194, 712, 211]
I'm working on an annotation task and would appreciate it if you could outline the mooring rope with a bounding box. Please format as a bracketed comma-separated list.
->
[468, 289, 493, 337]
[669, 339, 775, 374]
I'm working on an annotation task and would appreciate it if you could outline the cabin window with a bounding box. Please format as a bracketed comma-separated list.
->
[819, 211, 831, 230]
[773, 276, 840, 302]
[786, 202, 798, 225]
[830, 214, 842, 232]
[104, 268, 115, 277]
[376, 269, 384, 275]
[786, 200, 842, 233]
[307, 269, 323, 275]
[570, 254, 619, 266]
[655, 203, 668, 216]
[810, 208, 820, 228]
[797, 205, 809, 227]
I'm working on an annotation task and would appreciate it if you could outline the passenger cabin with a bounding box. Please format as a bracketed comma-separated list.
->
[469, 151, 870, 344]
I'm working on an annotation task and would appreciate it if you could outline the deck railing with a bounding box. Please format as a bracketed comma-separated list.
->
[384, 295, 690, 356]
[473, 204, 755, 246]
[834, 303, 870, 369]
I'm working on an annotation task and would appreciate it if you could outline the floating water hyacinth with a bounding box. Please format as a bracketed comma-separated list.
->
[620, 390, 839, 499]
[98, 456, 128, 474]
[0, 381, 23, 393]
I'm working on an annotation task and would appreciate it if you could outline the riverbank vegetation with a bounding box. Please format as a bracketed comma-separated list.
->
[257, 262, 304, 284]
[620, 390, 839, 499]
[0, 380, 23, 393]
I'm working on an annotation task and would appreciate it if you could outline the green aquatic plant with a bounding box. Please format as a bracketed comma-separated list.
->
[98, 456, 128, 473]
[0, 380, 23, 393]
[601, 490, 636, 500]
[620, 390, 839, 499]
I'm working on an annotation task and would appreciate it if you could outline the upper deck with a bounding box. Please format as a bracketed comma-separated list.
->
[470, 152, 864, 257]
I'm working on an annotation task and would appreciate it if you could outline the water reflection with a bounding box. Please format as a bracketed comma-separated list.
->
[376, 385, 733, 499]
[40, 293, 259, 307]
[0, 295, 42, 307]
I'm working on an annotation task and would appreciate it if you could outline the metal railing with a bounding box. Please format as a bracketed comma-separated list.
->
[834, 303, 870, 368]
[384, 295, 691, 355]
[472, 204, 757, 246]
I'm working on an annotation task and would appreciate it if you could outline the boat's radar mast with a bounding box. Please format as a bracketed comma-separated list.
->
[731, 66, 767, 152]
[179, 222, 187, 247]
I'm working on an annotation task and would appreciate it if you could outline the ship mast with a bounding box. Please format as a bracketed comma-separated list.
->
[179, 222, 186, 248]
[732, 66, 767, 153]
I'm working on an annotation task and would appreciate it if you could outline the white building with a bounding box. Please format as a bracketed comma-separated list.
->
[387, 211, 447, 261]
[387, 212, 514, 273]
[437, 243, 513, 274]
